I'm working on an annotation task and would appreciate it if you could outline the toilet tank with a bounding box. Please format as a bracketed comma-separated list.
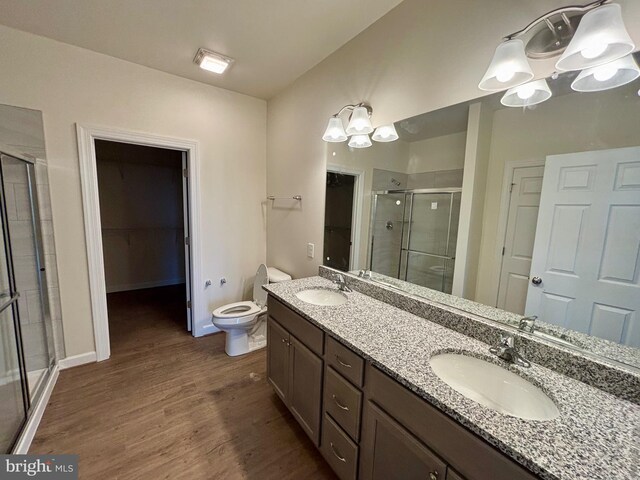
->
[267, 267, 291, 283]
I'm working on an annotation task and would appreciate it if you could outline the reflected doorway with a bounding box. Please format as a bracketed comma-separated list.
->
[324, 171, 357, 272]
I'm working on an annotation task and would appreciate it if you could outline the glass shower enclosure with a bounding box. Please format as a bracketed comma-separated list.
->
[369, 189, 461, 294]
[0, 152, 55, 452]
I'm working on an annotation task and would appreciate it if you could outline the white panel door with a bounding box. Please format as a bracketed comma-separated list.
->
[497, 165, 544, 314]
[182, 153, 192, 333]
[526, 147, 640, 347]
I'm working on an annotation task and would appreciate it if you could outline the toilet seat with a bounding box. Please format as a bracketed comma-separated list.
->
[213, 300, 263, 320]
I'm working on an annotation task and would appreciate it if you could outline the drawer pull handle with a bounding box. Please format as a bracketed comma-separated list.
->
[332, 395, 350, 411]
[330, 442, 347, 463]
[429, 471, 439, 480]
[335, 355, 352, 368]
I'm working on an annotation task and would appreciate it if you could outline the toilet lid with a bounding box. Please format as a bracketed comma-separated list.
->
[253, 264, 269, 307]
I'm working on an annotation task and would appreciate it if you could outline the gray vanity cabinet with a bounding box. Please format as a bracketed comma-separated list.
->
[266, 319, 289, 401]
[266, 297, 325, 446]
[266, 296, 540, 480]
[360, 402, 447, 480]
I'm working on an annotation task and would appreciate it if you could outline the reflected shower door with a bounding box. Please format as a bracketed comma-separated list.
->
[369, 193, 406, 278]
[401, 192, 460, 293]
[0, 155, 54, 400]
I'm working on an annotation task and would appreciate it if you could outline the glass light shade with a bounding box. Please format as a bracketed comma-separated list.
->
[322, 116, 347, 142]
[372, 124, 399, 142]
[346, 106, 374, 135]
[348, 134, 372, 148]
[501, 79, 552, 107]
[556, 4, 635, 71]
[571, 54, 640, 92]
[478, 39, 534, 91]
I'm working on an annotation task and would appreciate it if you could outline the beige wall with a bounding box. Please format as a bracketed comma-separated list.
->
[407, 132, 467, 174]
[474, 85, 640, 306]
[266, 0, 640, 280]
[0, 25, 267, 357]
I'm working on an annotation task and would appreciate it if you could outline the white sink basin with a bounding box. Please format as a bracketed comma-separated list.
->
[295, 289, 348, 306]
[430, 353, 559, 421]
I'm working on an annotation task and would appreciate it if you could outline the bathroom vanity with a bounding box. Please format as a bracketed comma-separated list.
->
[264, 276, 639, 480]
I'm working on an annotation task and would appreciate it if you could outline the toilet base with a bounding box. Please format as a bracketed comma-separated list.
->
[224, 318, 267, 357]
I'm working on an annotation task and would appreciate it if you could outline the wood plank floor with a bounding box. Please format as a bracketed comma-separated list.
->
[30, 286, 336, 480]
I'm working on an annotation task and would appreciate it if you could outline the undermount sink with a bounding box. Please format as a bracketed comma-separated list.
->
[295, 288, 348, 306]
[430, 353, 559, 421]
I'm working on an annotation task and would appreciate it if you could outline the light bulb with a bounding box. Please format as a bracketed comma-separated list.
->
[516, 83, 536, 100]
[581, 42, 608, 60]
[593, 64, 618, 82]
[496, 68, 515, 83]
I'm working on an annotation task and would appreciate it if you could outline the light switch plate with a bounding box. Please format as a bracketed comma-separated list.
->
[307, 243, 315, 259]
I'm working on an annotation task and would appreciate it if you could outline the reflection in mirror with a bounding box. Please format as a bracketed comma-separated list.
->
[323, 57, 640, 368]
[0, 104, 46, 160]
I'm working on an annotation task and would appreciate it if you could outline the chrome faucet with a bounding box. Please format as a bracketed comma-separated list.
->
[489, 335, 531, 368]
[519, 315, 538, 333]
[333, 274, 352, 292]
[358, 269, 372, 279]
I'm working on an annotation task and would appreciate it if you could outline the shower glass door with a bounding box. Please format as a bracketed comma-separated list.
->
[0, 153, 54, 452]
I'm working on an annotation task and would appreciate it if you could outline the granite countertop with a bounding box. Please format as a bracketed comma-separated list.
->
[264, 276, 640, 480]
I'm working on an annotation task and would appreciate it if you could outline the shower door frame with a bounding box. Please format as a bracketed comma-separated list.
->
[0, 145, 56, 452]
[369, 187, 462, 290]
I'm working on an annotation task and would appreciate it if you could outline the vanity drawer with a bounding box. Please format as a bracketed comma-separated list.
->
[324, 366, 363, 441]
[321, 413, 359, 480]
[366, 364, 537, 480]
[326, 336, 365, 387]
[267, 296, 324, 355]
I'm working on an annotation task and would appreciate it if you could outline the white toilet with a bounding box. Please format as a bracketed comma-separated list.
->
[212, 264, 291, 356]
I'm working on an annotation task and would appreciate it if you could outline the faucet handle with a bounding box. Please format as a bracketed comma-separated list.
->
[499, 334, 514, 348]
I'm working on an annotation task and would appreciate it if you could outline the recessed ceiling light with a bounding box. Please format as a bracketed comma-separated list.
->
[194, 48, 234, 75]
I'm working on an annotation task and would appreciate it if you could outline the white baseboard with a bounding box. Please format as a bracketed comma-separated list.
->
[196, 322, 220, 338]
[106, 278, 185, 293]
[58, 351, 97, 370]
[13, 365, 59, 454]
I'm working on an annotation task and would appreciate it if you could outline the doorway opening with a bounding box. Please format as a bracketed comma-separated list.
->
[324, 168, 363, 272]
[94, 140, 192, 355]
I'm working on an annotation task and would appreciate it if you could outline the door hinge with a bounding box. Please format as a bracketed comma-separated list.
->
[502, 246, 506, 256]
[185, 236, 190, 246]
[509, 182, 515, 193]
[183, 168, 188, 178]
[186, 300, 191, 309]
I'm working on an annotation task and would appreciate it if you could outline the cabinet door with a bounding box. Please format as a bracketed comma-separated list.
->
[360, 401, 447, 480]
[288, 335, 323, 445]
[267, 318, 289, 402]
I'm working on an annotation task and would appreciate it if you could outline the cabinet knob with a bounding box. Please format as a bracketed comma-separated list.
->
[429, 471, 438, 480]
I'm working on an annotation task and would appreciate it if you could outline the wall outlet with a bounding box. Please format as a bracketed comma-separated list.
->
[307, 243, 315, 259]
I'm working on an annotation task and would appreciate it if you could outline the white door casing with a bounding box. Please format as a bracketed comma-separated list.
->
[526, 147, 640, 347]
[497, 165, 545, 314]
[77, 124, 203, 361]
[182, 152, 192, 332]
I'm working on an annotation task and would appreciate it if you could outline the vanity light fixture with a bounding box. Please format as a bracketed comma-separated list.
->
[481, 1, 637, 102]
[372, 124, 399, 142]
[194, 48, 234, 74]
[571, 54, 640, 92]
[501, 79, 553, 107]
[556, 3, 635, 71]
[322, 103, 391, 148]
[348, 134, 373, 149]
[479, 39, 534, 91]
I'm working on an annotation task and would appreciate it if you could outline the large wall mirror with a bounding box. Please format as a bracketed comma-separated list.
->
[323, 53, 640, 369]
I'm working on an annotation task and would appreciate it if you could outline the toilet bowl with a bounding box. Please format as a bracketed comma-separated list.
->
[212, 264, 291, 356]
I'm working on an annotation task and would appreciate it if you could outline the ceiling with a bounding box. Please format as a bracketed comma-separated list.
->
[0, 0, 404, 99]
